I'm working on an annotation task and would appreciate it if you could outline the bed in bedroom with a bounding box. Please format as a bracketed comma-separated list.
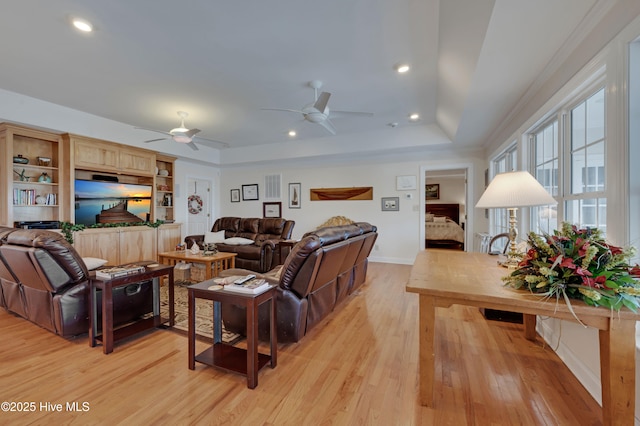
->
[425, 203, 465, 250]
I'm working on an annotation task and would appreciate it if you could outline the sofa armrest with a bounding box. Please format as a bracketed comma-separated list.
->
[184, 234, 204, 249]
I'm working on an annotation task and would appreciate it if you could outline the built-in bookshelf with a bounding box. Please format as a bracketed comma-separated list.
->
[1, 123, 65, 226]
[154, 154, 176, 222]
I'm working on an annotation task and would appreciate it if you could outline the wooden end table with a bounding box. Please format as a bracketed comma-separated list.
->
[158, 250, 237, 281]
[89, 263, 174, 354]
[187, 280, 277, 389]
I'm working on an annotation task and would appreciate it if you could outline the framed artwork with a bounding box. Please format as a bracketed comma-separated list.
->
[381, 197, 399, 211]
[230, 188, 240, 203]
[396, 175, 417, 190]
[242, 184, 259, 201]
[288, 182, 301, 209]
[263, 201, 282, 218]
[426, 184, 440, 200]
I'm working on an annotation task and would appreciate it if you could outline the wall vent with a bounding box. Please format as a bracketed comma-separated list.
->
[264, 174, 281, 200]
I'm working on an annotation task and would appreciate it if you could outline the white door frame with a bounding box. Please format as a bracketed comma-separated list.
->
[419, 162, 474, 252]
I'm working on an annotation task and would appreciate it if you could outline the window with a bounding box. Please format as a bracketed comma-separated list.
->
[529, 87, 606, 235]
[566, 89, 606, 232]
[531, 120, 559, 234]
[490, 144, 517, 249]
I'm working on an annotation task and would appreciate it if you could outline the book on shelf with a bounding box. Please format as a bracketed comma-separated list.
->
[95, 264, 146, 280]
[223, 278, 271, 294]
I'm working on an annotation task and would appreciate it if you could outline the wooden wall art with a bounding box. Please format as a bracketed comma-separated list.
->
[310, 187, 373, 201]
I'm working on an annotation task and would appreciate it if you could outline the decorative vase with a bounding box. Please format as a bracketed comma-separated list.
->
[38, 172, 52, 183]
[13, 154, 29, 164]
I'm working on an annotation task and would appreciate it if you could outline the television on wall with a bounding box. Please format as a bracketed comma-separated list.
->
[74, 179, 152, 226]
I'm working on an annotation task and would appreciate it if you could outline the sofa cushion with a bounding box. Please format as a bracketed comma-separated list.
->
[224, 237, 255, 246]
[205, 230, 226, 244]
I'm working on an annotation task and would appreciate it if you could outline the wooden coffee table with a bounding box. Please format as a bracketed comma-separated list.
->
[158, 250, 237, 281]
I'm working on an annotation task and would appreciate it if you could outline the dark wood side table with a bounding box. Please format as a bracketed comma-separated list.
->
[187, 280, 277, 389]
[89, 263, 174, 354]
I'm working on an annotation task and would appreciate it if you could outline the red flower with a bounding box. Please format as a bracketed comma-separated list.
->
[605, 244, 623, 255]
[630, 265, 640, 277]
[582, 275, 606, 288]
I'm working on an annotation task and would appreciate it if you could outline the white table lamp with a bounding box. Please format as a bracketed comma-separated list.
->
[476, 171, 557, 267]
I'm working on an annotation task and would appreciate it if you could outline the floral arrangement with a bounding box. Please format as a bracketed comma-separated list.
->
[503, 222, 640, 313]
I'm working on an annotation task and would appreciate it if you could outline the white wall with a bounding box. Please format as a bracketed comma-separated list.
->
[219, 152, 485, 264]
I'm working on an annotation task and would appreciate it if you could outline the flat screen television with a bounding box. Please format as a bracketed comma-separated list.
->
[74, 179, 152, 226]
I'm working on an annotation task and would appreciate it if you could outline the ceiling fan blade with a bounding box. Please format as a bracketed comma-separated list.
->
[193, 136, 230, 149]
[318, 118, 337, 135]
[330, 110, 374, 118]
[185, 128, 201, 138]
[313, 92, 331, 113]
[135, 126, 172, 136]
[187, 141, 199, 151]
[144, 137, 169, 143]
[261, 107, 305, 114]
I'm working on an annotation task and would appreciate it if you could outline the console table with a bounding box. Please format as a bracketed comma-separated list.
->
[89, 263, 174, 354]
[187, 280, 277, 389]
[406, 250, 639, 426]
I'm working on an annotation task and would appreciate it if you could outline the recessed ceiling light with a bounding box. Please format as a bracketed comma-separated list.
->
[72, 18, 93, 32]
[409, 113, 420, 121]
[288, 130, 296, 137]
[395, 64, 410, 73]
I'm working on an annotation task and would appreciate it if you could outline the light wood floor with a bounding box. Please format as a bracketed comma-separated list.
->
[0, 262, 602, 425]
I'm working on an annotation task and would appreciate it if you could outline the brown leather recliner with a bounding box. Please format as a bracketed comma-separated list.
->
[184, 217, 295, 273]
[219, 222, 377, 343]
[0, 227, 153, 337]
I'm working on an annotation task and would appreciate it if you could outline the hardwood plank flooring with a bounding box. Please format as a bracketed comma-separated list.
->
[0, 262, 603, 425]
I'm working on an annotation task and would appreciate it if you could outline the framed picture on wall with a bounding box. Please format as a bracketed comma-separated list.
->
[288, 182, 301, 209]
[230, 188, 240, 203]
[242, 184, 259, 201]
[426, 184, 440, 200]
[263, 202, 282, 218]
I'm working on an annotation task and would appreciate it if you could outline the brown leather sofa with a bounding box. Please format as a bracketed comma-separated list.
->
[219, 222, 377, 342]
[0, 227, 153, 337]
[185, 217, 295, 273]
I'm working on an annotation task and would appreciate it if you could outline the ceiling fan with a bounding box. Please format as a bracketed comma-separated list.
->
[136, 111, 229, 151]
[262, 80, 373, 135]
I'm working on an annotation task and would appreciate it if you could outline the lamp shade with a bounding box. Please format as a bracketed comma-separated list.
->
[475, 171, 557, 208]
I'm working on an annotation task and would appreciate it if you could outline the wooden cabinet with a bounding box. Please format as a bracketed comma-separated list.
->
[73, 224, 181, 264]
[73, 226, 157, 266]
[0, 124, 67, 226]
[154, 154, 176, 222]
[119, 147, 156, 176]
[157, 223, 182, 254]
[66, 134, 156, 176]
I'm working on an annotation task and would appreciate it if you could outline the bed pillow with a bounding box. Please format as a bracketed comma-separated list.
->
[433, 216, 447, 223]
[223, 237, 255, 246]
[425, 213, 434, 222]
[204, 230, 226, 244]
[83, 257, 108, 270]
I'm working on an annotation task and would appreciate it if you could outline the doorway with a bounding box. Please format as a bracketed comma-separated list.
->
[186, 178, 212, 237]
[420, 164, 473, 251]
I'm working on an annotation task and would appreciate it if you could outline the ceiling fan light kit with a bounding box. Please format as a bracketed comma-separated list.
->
[136, 111, 229, 150]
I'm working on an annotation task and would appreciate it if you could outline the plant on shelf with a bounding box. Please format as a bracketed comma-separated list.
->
[503, 222, 640, 317]
[60, 220, 165, 244]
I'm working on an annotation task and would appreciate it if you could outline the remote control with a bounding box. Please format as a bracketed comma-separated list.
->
[234, 274, 256, 285]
